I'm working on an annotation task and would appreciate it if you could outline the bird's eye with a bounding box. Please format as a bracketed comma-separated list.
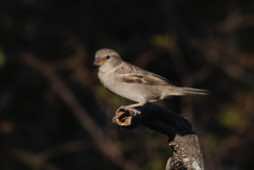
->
[106, 55, 110, 59]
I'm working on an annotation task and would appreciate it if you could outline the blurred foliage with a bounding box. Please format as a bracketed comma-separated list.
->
[219, 108, 246, 130]
[0, 48, 5, 66]
[151, 34, 177, 50]
[0, 0, 254, 170]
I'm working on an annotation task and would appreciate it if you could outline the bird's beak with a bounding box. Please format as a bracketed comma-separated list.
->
[94, 57, 106, 66]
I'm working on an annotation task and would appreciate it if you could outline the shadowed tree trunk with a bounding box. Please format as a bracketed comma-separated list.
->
[113, 104, 204, 170]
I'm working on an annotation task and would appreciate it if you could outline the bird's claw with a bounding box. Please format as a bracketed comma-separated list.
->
[118, 106, 141, 116]
[126, 107, 141, 116]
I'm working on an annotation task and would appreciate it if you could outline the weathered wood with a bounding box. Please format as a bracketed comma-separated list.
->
[113, 104, 204, 170]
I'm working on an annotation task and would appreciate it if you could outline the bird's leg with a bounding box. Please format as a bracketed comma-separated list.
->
[125, 102, 146, 109]
[119, 102, 146, 115]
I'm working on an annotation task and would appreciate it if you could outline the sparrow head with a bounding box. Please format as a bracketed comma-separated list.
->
[94, 48, 122, 66]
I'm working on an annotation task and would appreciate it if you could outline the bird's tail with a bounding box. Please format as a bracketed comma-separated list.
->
[164, 86, 208, 96]
[178, 87, 208, 95]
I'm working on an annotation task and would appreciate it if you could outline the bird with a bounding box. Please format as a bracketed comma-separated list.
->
[94, 48, 207, 114]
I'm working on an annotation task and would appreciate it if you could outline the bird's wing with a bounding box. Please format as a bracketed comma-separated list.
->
[115, 62, 170, 86]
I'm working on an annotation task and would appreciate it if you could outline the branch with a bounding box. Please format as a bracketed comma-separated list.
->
[22, 55, 139, 170]
[113, 104, 204, 170]
[218, 13, 254, 33]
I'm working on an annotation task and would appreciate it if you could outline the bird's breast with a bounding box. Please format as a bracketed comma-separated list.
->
[98, 70, 147, 102]
[98, 69, 114, 86]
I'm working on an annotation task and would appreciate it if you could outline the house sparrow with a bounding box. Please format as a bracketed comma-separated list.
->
[94, 48, 207, 114]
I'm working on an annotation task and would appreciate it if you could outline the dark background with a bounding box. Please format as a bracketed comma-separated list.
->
[0, 0, 253, 170]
